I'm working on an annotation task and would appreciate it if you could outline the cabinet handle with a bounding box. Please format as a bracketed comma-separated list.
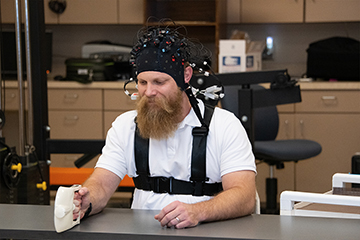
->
[284, 120, 290, 139]
[321, 96, 336, 100]
[299, 119, 304, 138]
[64, 115, 79, 121]
[64, 93, 79, 99]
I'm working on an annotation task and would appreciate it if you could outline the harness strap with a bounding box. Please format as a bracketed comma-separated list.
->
[134, 124, 149, 176]
[190, 104, 214, 195]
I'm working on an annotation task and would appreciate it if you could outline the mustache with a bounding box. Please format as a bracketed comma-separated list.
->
[137, 95, 174, 114]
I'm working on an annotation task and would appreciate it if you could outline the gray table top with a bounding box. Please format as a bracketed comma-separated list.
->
[0, 203, 359, 239]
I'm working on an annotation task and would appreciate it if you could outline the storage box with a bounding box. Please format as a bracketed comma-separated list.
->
[218, 40, 264, 73]
[65, 58, 117, 83]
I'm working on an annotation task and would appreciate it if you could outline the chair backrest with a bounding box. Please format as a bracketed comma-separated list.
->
[221, 85, 279, 141]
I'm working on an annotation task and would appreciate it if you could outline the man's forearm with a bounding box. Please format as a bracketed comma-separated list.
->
[82, 168, 121, 215]
[193, 185, 255, 223]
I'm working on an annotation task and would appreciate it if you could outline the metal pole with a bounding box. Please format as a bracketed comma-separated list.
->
[24, 0, 34, 148]
[0, 2, 3, 138]
[14, 0, 26, 157]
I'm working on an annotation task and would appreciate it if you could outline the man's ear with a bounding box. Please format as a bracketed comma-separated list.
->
[184, 66, 193, 84]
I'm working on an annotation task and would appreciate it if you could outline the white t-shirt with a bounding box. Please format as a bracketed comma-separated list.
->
[95, 100, 256, 210]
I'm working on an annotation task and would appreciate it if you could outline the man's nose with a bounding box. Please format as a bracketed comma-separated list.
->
[144, 83, 157, 97]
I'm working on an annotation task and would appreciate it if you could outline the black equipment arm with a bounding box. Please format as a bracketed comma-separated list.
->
[191, 69, 301, 145]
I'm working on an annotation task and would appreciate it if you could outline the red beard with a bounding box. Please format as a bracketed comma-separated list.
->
[135, 90, 183, 140]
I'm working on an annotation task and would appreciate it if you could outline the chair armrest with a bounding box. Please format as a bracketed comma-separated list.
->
[332, 173, 360, 188]
[280, 191, 360, 216]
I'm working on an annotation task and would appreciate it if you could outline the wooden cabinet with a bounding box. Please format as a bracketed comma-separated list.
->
[256, 84, 360, 203]
[305, 0, 360, 22]
[226, 0, 304, 23]
[118, 0, 143, 24]
[240, 0, 304, 23]
[226, 0, 360, 23]
[48, 89, 103, 139]
[57, 0, 143, 24]
[57, 0, 118, 24]
[294, 90, 360, 192]
[48, 88, 103, 168]
[226, 0, 241, 23]
[0, 0, 57, 24]
[1, 0, 144, 25]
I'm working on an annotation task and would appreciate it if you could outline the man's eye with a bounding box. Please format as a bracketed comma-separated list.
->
[155, 81, 164, 85]
[139, 81, 147, 85]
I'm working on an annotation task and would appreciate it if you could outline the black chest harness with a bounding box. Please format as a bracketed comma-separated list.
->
[132, 104, 223, 196]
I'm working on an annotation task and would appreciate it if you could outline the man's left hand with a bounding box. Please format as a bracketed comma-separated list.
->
[154, 200, 200, 229]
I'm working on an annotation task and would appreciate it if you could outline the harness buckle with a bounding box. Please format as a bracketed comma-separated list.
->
[192, 126, 208, 136]
[192, 181, 205, 196]
[153, 177, 174, 194]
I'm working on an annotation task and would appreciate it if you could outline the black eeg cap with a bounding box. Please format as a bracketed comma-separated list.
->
[130, 26, 190, 91]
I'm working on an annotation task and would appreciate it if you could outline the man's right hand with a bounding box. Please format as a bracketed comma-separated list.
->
[73, 187, 91, 220]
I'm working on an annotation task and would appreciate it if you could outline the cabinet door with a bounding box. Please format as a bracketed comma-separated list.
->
[118, 0, 143, 24]
[48, 89, 102, 110]
[277, 113, 295, 140]
[0, 0, 57, 24]
[241, 0, 304, 23]
[58, 0, 118, 24]
[305, 0, 360, 22]
[104, 89, 136, 111]
[294, 113, 360, 193]
[226, 0, 241, 23]
[49, 110, 103, 139]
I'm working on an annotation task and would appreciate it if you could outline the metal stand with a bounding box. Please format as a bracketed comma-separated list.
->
[0, 0, 50, 204]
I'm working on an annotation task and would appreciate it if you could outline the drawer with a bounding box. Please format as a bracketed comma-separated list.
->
[295, 90, 360, 113]
[48, 89, 102, 110]
[104, 89, 136, 111]
[3, 88, 27, 111]
[50, 154, 99, 168]
[49, 110, 103, 139]
[277, 103, 295, 113]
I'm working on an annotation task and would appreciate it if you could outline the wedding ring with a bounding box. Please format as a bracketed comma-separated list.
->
[175, 217, 180, 223]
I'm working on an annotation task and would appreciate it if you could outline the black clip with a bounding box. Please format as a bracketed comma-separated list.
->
[153, 177, 173, 194]
[192, 181, 204, 196]
[192, 126, 208, 136]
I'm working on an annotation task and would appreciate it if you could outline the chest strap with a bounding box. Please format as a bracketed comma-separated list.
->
[133, 104, 223, 196]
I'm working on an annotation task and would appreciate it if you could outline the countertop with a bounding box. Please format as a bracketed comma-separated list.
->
[0, 204, 359, 240]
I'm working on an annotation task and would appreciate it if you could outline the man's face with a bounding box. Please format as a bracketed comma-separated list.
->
[135, 71, 184, 140]
[137, 71, 181, 102]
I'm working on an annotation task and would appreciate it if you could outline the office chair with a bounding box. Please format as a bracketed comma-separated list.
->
[221, 85, 322, 214]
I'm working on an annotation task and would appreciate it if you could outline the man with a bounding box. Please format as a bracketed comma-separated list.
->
[73, 24, 256, 229]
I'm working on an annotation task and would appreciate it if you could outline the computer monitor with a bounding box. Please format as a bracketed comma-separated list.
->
[0, 29, 52, 79]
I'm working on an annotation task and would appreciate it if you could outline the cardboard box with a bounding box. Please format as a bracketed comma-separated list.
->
[218, 39, 264, 73]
